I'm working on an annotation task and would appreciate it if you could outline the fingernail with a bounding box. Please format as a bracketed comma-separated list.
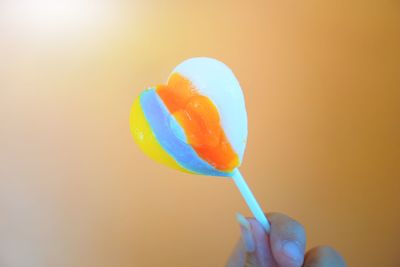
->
[282, 241, 303, 263]
[236, 213, 255, 252]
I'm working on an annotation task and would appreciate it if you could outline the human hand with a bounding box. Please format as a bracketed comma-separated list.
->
[227, 212, 346, 267]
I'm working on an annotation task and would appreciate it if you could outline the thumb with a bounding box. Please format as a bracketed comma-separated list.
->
[226, 213, 257, 267]
[227, 214, 277, 267]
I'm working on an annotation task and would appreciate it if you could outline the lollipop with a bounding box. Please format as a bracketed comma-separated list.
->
[130, 57, 270, 232]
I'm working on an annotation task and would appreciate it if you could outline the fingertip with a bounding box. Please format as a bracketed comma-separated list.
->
[271, 240, 304, 267]
[268, 213, 306, 267]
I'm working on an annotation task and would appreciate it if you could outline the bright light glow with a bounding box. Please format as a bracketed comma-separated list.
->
[0, 0, 117, 36]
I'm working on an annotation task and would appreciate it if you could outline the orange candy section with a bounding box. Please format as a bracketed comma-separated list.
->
[156, 73, 239, 171]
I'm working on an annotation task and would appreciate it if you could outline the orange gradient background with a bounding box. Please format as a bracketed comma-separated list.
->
[1, 0, 399, 266]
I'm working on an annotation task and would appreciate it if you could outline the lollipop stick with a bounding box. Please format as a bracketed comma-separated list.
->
[232, 169, 270, 233]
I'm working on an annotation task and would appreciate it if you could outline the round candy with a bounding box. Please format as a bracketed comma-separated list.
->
[130, 57, 247, 177]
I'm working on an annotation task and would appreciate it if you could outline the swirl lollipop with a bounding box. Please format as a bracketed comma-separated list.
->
[130, 57, 270, 232]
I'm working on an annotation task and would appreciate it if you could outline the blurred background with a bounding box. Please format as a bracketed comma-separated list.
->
[1, 0, 399, 266]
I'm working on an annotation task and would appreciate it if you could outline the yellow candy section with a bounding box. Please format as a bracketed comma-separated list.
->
[129, 94, 189, 173]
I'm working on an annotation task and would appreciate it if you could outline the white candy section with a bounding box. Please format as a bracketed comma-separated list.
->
[171, 57, 248, 161]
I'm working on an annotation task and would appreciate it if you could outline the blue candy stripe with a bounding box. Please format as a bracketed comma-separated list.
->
[140, 89, 231, 177]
